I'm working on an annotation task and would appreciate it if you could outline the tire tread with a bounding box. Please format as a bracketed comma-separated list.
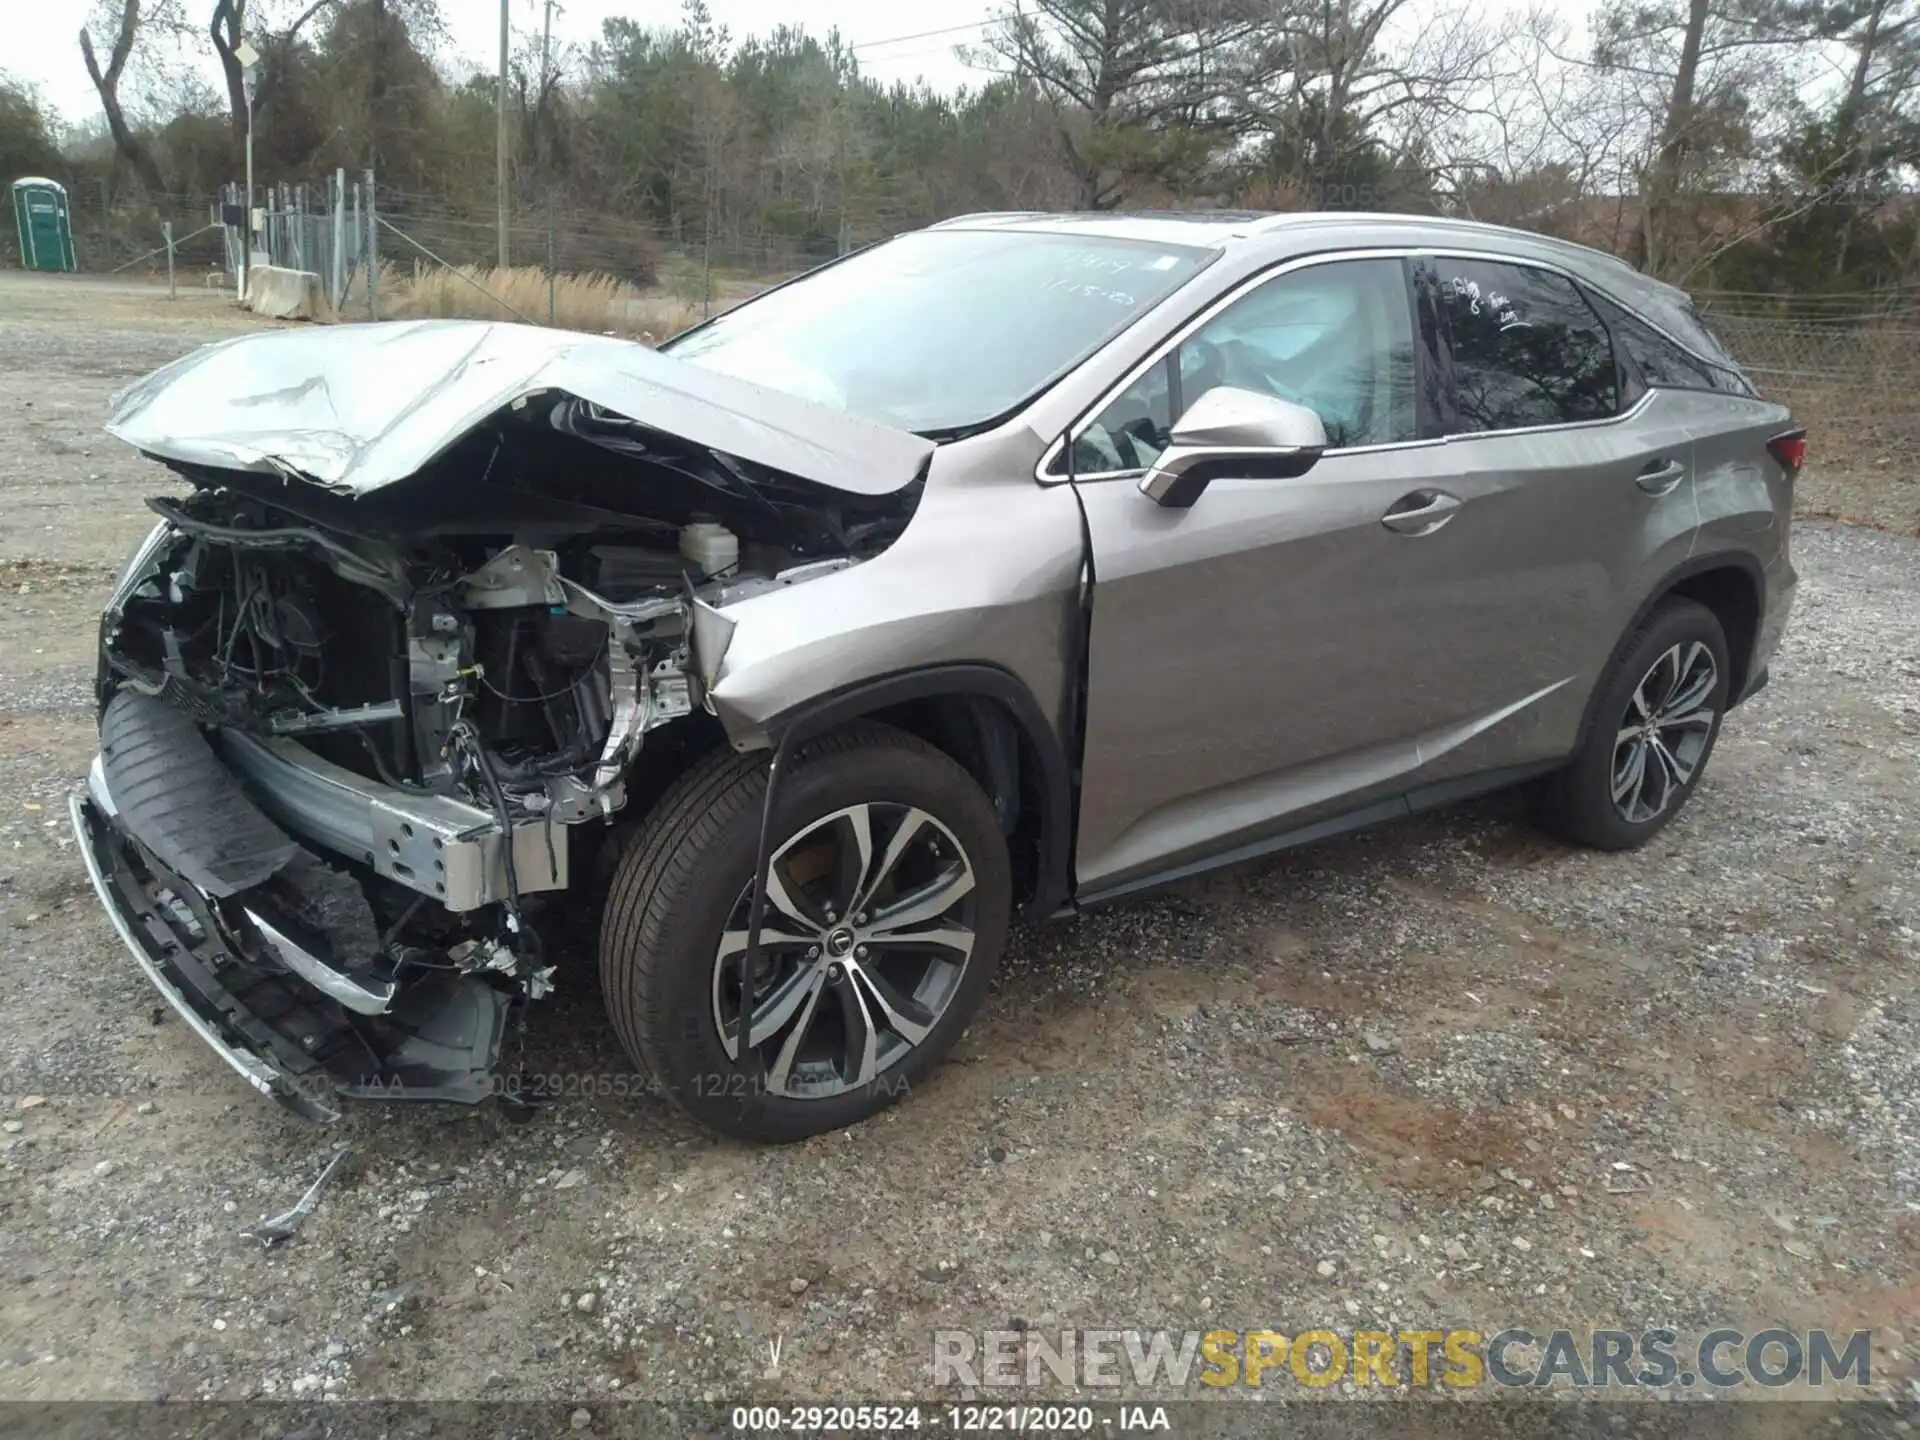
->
[1536, 596, 1728, 851]
[597, 723, 996, 1134]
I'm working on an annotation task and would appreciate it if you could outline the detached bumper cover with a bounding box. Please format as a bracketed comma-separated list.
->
[72, 759, 514, 1121]
[71, 771, 338, 1119]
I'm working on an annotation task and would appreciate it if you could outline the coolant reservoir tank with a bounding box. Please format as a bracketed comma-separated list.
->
[679, 521, 740, 579]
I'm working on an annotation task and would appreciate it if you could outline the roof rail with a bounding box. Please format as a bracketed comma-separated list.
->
[1235, 209, 1637, 268]
[925, 211, 1053, 229]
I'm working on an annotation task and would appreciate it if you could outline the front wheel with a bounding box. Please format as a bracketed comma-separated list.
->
[599, 722, 1011, 1141]
[1537, 597, 1731, 851]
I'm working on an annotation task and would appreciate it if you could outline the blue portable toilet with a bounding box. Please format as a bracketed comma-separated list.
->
[11, 177, 77, 272]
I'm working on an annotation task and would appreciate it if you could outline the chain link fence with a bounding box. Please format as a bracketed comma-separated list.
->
[237, 173, 369, 308]
[1700, 289, 1920, 474]
[24, 183, 1920, 492]
[371, 185, 839, 331]
[41, 187, 229, 280]
[206, 177, 841, 336]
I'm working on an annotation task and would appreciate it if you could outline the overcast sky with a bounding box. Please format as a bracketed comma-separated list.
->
[7, 0, 1004, 124]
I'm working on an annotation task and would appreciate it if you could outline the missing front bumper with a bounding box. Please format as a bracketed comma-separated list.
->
[72, 763, 517, 1121]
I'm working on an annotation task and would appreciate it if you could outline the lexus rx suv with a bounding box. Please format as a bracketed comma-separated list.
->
[73, 211, 1800, 1140]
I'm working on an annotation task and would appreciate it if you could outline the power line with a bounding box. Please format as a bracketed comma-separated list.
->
[861, 44, 1000, 69]
[851, 18, 993, 52]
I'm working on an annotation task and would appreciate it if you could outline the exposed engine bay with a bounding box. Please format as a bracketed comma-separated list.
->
[84, 371, 922, 1113]
[109, 490, 703, 829]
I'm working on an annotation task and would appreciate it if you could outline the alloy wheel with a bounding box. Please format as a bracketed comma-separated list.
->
[710, 802, 977, 1099]
[1611, 641, 1718, 825]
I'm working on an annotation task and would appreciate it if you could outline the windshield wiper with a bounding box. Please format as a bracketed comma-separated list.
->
[913, 421, 990, 444]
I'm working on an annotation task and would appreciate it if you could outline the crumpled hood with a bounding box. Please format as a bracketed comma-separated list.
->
[104, 319, 935, 497]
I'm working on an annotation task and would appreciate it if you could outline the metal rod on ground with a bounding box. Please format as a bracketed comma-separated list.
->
[163, 221, 175, 300]
[108, 222, 221, 275]
[365, 169, 378, 321]
[377, 217, 535, 323]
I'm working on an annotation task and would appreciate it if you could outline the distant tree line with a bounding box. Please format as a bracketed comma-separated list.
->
[1, 0, 1916, 292]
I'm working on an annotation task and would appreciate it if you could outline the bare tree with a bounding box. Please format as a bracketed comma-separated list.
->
[1640, 0, 1714, 269]
[210, 0, 341, 146]
[1235, 0, 1505, 201]
[1824, 1, 1919, 187]
[1587, 0, 1837, 273]
[1438, 8, 1642, 231]
[209, 0, 250, 142]
[79, 0, 169, 194]
[44, 0, 1919, 298]
[976, 0, 1260, 207]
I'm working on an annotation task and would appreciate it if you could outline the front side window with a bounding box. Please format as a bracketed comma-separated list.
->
[664, 230, 1213, 436]
[1072, 257, 1418, 474]
[1432, 260, 1618, 432]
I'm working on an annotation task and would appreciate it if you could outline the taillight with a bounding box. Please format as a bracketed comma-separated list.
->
[1767, 429, 1807, 474]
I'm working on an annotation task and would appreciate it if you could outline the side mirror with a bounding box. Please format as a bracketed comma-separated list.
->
[1138, 387, 1329, 509]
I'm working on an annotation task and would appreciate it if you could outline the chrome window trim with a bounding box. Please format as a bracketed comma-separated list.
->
[1048, 392, 1659, 485]
[1037, 244, 1723, 485]
[1440, 386, 1657, 445]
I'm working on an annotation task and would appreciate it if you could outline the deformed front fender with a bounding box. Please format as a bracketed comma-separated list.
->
[693, 421, 1090, 920]
[729, 662, 1076, 924]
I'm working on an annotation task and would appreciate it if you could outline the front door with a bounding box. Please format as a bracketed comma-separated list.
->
[1067, 253, 1645, 897]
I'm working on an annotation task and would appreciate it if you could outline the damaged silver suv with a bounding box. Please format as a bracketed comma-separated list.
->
[74, 212, 1801, 1140]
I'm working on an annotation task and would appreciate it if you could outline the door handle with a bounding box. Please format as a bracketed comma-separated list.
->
[1636, 459, 1687, 496]
[1380, 489, 1462, 536]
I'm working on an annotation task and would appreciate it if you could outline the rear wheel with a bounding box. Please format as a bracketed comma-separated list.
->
[1537, 598, 1730, 851]
[599, 722, 1011, 1141]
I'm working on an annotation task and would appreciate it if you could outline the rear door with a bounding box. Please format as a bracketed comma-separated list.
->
[1406, 254, 1703, 786]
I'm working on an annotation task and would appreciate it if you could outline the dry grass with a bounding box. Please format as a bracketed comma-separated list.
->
[351, 262, 700, 343]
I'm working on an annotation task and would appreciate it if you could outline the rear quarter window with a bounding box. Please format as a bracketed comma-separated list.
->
[1587, 288, 1757, 399]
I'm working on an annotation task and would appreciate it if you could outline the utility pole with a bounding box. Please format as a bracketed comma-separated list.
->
[541, 0, 558, 323]
[244, 82, 255, 290]
[497, 0, 511, 270]
[236, 38, 260, 299]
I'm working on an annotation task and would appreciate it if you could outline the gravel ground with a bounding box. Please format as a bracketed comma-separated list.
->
[0, 272, 1916, 1417]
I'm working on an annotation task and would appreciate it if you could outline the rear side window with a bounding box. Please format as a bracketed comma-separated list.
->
[1586, 289, 1755, 398]
[1431, 259, 1618, 432]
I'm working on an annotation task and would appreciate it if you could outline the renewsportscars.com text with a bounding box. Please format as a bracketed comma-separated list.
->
[933, 1327, 1873, 1391]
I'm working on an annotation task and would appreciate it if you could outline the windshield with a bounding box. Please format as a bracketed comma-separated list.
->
[664, 229, 1214, 435]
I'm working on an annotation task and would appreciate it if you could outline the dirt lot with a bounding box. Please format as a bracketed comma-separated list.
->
[1, 271, 1917, 1418]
